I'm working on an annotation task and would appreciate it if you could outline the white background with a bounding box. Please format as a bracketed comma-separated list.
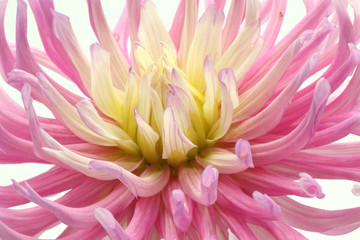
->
[0, 0, 360, 239]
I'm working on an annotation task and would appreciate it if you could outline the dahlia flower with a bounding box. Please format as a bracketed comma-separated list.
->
[1, 0, 360, 239]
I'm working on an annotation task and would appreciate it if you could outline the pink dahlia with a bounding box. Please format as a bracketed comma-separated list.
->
[1, 0, 360, 239]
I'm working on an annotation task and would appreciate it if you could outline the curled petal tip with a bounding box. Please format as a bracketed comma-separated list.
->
[253, 191, 282, 220]
[299, 173, 325, 199]
[172, 189, 191, 232]
[235, 139, 254, 168]
[201, 165, 219, 205]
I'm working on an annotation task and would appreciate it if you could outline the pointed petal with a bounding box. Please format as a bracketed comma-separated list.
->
[235, 139, 254, 168]
[251, 79, 331, 165]
[196, 147, 249, 174]
[234, 30, 313, 122]
[52, 10, 91, 93]
[185, 5, 224, 91]
[76, 99, 139, 155]
[94, 208, 127, 240]
[203, 55, 220, 126]
[134, 108, 160, 163]
[11, 180, 133, 229]
[37, 73, 115, 146]
[138, 1, 176, 61]
[179, 164, 219, 206]
[299, 172, 325, 199]
[87, 0, 130, 89]
[162, 107, 196, 166]
[207, 71, 234, 141]
[228, 53, 319, 140]
[89, 160, 169, 197]
[252, 191, 282, 220]
[193, 204, 218, 239]
[176, 0, 198, 68]
[171, 189, 192, 232]
[90, 43, 124, 125]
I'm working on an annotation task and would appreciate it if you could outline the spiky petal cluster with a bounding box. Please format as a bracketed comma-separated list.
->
[1, 0, 360, 239]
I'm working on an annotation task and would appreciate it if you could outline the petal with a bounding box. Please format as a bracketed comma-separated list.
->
[171, 189, 192, 232]
[234, 30, 313, 122]
[94, 208, 126, 240]
[221, 0, 246, 52]
[0, 0, 14, 78]
[260, 0, 286, 53]
[179, 164, 219, 206]
[203, 55, 220, 126]
[162, 107, 196, 167]
[76, 99, 139, 155]
[306, 113, 360, 149]
[207, 70, 234, 141]
[166, 84, 198, 144]
[87, 0, 130, 89]
[161, 180, 194, 233]
[251, 79, 331, 165]
[39, 129, 142, 179]
[217, 19, 261, 80]
[0, 221, 36, 240]
[11, 180, 134, 229]
[136, 74, 152, 122]
[185, 5, 224, 92]
[52, 10, 91, 93]
[235, 139, 254, 168]
[157, 208, 183, 240]
[123, 72, 139, 140]
[298, 172, 325, 199]
[176, 0, 198, 68]
[252, 191, 282, 220]
[138, 0, 176, 61]
[275, 196, 360, 235]
[90, 43, 125, 125]
[217, 175, 282, 220]
[196, 147, 249, 174]
[37, 73, 115, 146]
[133, 108, 160, 163]
[193, 204, 218, 239]
[228, 53, 319, 140]
[89, 160, 170, 197]
[214, 206, 258, 240]
[96, 196, 160, 240]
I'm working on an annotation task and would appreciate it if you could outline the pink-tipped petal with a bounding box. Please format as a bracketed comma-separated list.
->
[252, 191, 282, 220]
[299, 172, 325, 199]
[235, 139, 254, 168]
[94, 208, 127, 240]
[172, 189, 192, 232]
[201, 165, 219, 205]
[179, 164, 219, 206]
[89, 160, 170, 198]
[196, 148, 249, 174]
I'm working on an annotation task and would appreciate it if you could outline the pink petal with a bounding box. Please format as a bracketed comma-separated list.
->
[89, 160, 170, 197]
[298, 172, 325, 199]
[253, 191, 282, 220]
[179, 164, 219, 206]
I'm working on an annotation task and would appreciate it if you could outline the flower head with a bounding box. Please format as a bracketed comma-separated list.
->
[1, 0, 360, 239]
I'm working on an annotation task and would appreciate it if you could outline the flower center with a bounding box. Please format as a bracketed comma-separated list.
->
[124, 44, 235, 168]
